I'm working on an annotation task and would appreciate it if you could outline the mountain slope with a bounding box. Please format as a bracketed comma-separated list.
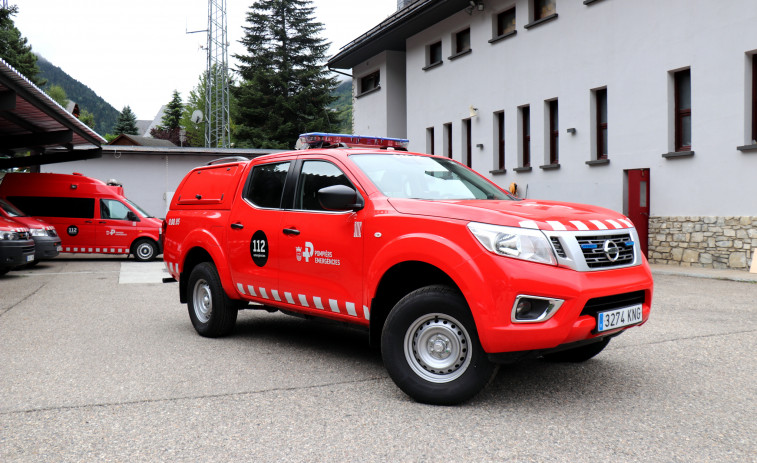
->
[36, 56, 119, 136]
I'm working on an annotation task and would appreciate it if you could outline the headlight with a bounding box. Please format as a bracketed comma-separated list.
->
[467, 222, 557, 265]
[30, 228, 47, 237]
[0, 232, 13, 240]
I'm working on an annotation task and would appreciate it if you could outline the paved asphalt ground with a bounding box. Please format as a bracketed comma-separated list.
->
[1, 256, 755, 462]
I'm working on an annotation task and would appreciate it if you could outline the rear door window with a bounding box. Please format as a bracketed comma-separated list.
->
[244, 162, 291, 209]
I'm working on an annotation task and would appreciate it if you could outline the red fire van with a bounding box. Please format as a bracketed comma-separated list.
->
[0, 197, 61, 265]
[0, 173, 162, 261]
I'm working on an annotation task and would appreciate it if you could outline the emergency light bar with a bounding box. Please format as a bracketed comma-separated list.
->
[296, 132, 409, 150]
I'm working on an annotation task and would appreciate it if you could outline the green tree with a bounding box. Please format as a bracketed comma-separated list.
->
[113, 106, 139, 136]
[45, 84, 69, 107]
[0, 4, 45, 87]
[79, 109, 95, 129]
[151, 90, 184, 145]
[234, 0, 340, 149]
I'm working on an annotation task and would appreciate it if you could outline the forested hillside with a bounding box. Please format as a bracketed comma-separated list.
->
[36, 56, 119, 135]
[328, 79, 352, 133]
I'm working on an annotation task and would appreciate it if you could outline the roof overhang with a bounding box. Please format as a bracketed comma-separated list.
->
[327, 0, 469, 70]
[0, 58, 105, 169]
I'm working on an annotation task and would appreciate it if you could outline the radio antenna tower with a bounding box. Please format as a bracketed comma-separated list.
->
[205, 0, 231, 148]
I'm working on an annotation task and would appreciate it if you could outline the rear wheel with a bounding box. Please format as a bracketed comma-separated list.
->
[542, 337, 611, 362]
[132, 238, 158, 262]
[186, 262, 238, 337]
[381, 285, 497, 405]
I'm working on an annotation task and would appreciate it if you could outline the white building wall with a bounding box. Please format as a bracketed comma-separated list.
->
[355, 0, 757, 217]
[42, 154, 220, 218]
[353, 51, 408, 139]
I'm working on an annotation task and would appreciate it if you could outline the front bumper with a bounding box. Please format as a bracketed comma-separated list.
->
[32, 236, 62, 261]
[466, 255, 653, 354]
[0, 239, 36, 269]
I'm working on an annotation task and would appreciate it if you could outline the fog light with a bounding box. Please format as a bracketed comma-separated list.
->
[511, 296, 564, 323]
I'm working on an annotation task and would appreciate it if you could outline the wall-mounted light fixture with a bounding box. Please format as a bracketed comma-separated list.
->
[566, 127, 577, 134]
[469, 105, 479, 118]
[476, 143, 484, 149]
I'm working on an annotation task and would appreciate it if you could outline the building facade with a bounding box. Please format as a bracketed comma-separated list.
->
[329, 0, 757, 270]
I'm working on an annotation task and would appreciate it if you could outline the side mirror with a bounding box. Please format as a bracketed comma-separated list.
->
[127, 211, 139, 222]
[318, 185, 364, 211]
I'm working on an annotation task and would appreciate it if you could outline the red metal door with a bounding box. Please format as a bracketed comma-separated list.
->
[627, 169, 650, 257]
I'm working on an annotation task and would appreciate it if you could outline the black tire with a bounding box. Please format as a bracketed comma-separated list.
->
[132, 238, 158, 262]
[186, 262, 238, 337]
[542, 337, 611, 362]
[381, 285, 497, 405]
[0, 267, 9, 276]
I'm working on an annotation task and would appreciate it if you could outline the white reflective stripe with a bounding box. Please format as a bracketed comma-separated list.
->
[329, 299, 340, 313]
[345, 302, 357, 317]
[313, 297, 324, 310]
[247, 285, 257, 297]
[547, 221, 567, 231]
[363, 306, 370, 320]
[271, 290, 281, 302]
[89, 248, 93, 252]
[298, 295, 309, 307]
[606, 219, 623, 229]
[519, 220, 539, 229]
[259, 288, 269, 299]
[570, 220, 590, 231]
[237, 283, 245, 295]
[590, 220, 608, 230]
[111, 248, 115, 253]
[66, 247, 71, 252]
[619, 218, 633, 228]
[96, 248, 100, 253]
[284, 292, 295, 304]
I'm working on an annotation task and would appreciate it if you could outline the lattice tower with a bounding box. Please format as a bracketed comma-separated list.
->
[205, 0, 231, 148]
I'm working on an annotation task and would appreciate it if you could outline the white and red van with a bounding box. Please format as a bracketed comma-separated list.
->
[0, 172, 162, 261]
[0, 197, 61, 265]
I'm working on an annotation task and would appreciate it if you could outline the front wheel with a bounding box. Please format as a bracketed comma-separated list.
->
[132, 238, 158, 262]
[381, 285, 497, 405]
[186, 262, 238, 337]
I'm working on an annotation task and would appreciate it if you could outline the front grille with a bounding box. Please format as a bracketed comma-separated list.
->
[21, 245, 35, 254]
[18, 231, 30, 240]
[550, 237, 567, 258]
[580, 290, 645, 317]
[576, 233, 635, 268]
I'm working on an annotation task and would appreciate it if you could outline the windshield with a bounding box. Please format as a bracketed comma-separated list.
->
[0, 198, 26, 217]
[350, 154, 512, 200]
[124, 198, 154, 218]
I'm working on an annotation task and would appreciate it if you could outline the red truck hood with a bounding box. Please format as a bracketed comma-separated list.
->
[387, 198, 635, 232]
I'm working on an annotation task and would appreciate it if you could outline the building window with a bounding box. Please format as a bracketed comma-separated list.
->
[548, 99, 559, 165]
[426, 127, 435, 154]
[596, 88, 608, 159]
[495, 111, 505, 170]
[674, 69, 691, 152]
[444, 122, 453, 158]
[451, 28, 471, 58]
[425, 41, 443, 69]
[534, 0, 556, 21]
[521, 106, 531, 168]
[463, 118, 472, 167]
[494, 8, 516, 39]
[359, 71, 380, 96]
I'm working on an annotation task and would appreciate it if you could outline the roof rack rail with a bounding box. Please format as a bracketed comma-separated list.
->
[206, 156, 249, 165]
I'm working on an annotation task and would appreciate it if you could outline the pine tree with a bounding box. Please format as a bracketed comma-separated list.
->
[161, 90, 183, 130]
[234, 0, 340, 149]
[113, 106, 139, 135]
[0, 5, 46, 87]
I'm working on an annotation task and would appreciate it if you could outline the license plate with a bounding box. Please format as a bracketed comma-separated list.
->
[26, 255, 34, 262]
[597, 304, 643, 332]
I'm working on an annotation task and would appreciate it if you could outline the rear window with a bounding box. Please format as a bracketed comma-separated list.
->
[7, 196, 95, 218]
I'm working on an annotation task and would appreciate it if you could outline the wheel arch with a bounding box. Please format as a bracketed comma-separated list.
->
[178, 230, 234, 303]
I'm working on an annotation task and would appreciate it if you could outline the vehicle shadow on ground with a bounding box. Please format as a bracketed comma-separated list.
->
[230, 311, 384, 367]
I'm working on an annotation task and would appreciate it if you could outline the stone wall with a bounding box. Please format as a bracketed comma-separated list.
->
[648, 217, 757, 270]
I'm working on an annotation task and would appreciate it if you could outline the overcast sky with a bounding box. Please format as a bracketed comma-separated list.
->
[13, 0, 397, 121]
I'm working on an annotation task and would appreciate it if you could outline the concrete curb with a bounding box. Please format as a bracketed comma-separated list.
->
[650, 264, 757, 283]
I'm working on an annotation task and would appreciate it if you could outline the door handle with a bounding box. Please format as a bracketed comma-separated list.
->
[98, 221, 107, 224]
[283, 228, 300, 236]
[231, 223, 244, 230]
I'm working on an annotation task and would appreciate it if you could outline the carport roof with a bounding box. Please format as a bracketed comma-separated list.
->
[0, 58, 105, 169]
